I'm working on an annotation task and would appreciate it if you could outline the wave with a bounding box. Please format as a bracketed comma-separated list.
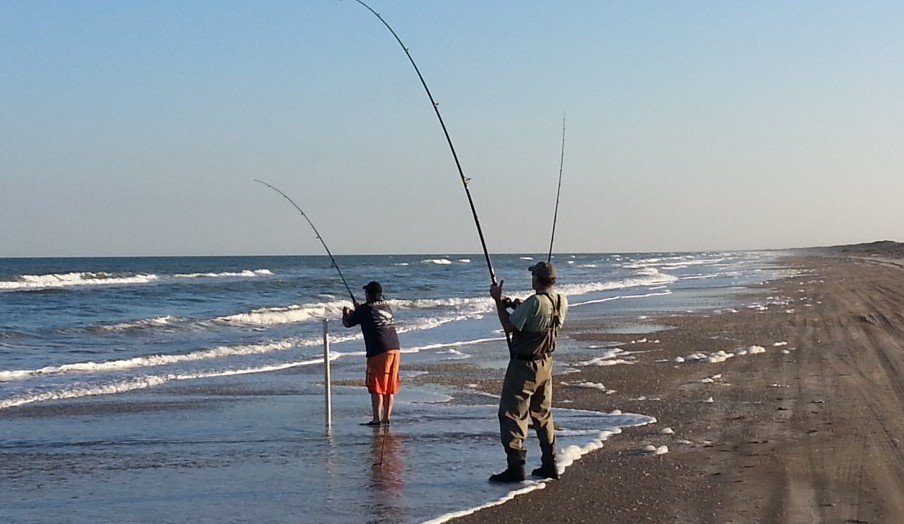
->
[396, 313, 480, 334]
[85, 296, 492, 336]
[404, 337, 501, 353]
[174, 269, 273, 279]
[215, 300, 348, 326]
[73, 268, 678, 338]
[91, 315, 180, 333]
[0, 328, 373, 384]
[0, 268, 273, 291]
[1, 308, 497, 385]
[421, 258, 453, 265]
[0, 272, 159, 291]
[0, 358, 328, 410]
[623, 256, 726, 270]
[570, 290, 672, 308]
[0, 339, 301, 382]
[391, 296, 491, 313]
[557, 269, 678, 297]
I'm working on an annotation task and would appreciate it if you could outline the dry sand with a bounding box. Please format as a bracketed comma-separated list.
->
[452, 243, 904, 523]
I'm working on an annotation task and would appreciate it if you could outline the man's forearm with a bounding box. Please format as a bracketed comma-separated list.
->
[494, 299, 516, 332]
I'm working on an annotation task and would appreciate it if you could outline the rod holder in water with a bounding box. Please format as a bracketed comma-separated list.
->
[323, 319, 332, 429]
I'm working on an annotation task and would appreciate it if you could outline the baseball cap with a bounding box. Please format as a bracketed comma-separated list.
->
[363, 281, 383, 295]
[528, 262, 557, 280]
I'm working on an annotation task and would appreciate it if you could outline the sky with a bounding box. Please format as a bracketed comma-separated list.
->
[2, 1, 902, 257]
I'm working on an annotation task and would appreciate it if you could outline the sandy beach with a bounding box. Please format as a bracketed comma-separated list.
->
[452, 242, 904, 523]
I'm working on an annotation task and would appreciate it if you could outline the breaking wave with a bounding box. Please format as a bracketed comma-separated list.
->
[1, 268, 273, 291]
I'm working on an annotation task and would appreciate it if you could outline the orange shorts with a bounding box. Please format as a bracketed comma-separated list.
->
[366, 349, 401, 395]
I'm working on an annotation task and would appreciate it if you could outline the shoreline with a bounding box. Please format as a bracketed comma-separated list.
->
[450, 246, 904, 523]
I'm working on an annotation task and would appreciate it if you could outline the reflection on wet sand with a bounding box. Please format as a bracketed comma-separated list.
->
[369, 426, 406, 521]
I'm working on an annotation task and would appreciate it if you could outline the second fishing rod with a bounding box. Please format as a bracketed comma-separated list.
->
[353, 0, 498, 288]
[354, 2, 566, 335]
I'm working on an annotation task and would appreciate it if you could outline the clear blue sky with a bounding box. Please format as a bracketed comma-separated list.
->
[2, 1, 902, 257]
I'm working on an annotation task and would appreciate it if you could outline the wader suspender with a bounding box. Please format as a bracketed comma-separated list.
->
[541, 292, 563, 352]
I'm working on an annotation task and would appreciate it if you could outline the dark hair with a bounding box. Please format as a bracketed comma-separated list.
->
[363, 281, 382, 294]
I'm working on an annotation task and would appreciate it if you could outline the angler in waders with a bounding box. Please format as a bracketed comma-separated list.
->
[488, 261, 568, 482]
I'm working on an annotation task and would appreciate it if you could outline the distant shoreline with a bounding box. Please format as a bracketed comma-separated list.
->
[4, 240, 899, 260]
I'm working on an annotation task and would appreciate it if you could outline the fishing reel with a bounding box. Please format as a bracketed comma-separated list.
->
[501, 297, 522, 310]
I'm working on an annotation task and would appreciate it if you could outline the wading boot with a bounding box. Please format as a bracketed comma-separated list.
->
[531, 460, 559, 480]
[532, 442, 559, 479]
[489, 450, 526, 483]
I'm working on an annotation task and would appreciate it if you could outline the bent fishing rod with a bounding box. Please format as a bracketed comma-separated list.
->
[352, 0, 498, 287]
[254, 179, 358, 306]
[547, 116, 566, 263]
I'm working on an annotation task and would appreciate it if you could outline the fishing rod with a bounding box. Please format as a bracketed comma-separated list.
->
[254, 179, 358, 306]
[547, 116, 566, 263]
[352, 0, 498, 287]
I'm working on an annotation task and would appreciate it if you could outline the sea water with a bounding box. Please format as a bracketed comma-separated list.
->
[0, 252, 784, 523]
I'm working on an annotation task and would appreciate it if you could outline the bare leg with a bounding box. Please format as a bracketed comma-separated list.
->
[370, 393, 383, 423]
[382, 394, 394, 422]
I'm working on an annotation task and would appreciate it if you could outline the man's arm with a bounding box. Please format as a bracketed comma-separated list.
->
[489, 282, 517, 333]
[341, 306, 357, 328]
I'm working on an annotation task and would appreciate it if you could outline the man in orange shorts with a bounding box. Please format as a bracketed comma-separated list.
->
[342, 281, 401, 426]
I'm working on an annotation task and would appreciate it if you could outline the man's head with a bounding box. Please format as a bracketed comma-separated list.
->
[528, 262, 557, 288]
[363, 281, 383, 301]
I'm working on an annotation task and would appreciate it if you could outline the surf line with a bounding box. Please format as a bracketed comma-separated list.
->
[352, 0, 499, 289]
[254, 179, 358, 305]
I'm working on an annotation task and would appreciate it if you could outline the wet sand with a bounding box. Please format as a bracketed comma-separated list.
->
[452, 242, 904, 523]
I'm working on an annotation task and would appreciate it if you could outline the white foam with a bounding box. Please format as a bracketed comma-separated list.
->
[425, 410, 655, 524]
[405, 337, 500, 354]
[436, 348, 471, 360]
[558, 269, 679, 297]
[0, 358, 325, 410]
[97, 315, 179, 332]
[737, 345, 766, 355]
[1, 268, 274, 291]
[574, 357, 634, 367]
[422, 483, 546, 524]
[570, 290, 672, 308]
[0, 272, 159, 291]
[564, 381, 608, 391]
[422, 258, 453, 265]
[216, 301, 348, 326]
[0, 336, 355, 382]
[624, 256, 726, 270]
[390, 296, 491, 314]
[175, 269, 273, 279]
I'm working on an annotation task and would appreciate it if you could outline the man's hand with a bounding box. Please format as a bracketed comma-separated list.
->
[489, 280, 504, 301]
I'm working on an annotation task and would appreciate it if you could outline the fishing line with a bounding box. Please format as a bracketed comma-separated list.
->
[254, 179, 358, 305]
[547, 116, 566, 263]
[373, 427, 387, 468]
[352, 0, 498, 287]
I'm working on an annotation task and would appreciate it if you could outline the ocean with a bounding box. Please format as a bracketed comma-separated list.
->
[1, 252, 784, 523]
